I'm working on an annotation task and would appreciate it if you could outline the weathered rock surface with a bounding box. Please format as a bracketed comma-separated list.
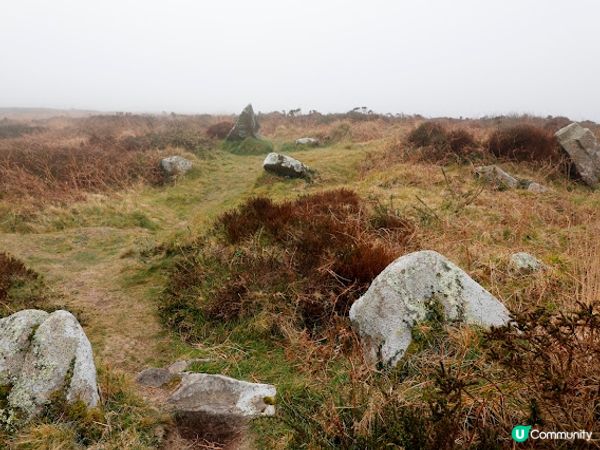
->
[0, 310, 49, 386]
[295, 137, 319, 146]
[0, 310, 99, 418]
[474, 165, 548, 192]
[167, 373, 276, 441]
[555, 122, 600, 188]
[349, 250, 511, 366]
[160, 156, 192, 176]
[226, 104, 260, 141]
[510, 252, 545, 274]
[136, 367, 177, 388]
[263, 152, 311, 179]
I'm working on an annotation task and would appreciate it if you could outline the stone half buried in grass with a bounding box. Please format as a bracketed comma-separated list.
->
[349, 250, 511, 367]
[160, 155, 192, 176]
[263, 152, 312, 179]
[167, 372, 276, 443]
[474, 165, 548, 193]
[510, 252, 546, 274]
[0, 309, 99, 418]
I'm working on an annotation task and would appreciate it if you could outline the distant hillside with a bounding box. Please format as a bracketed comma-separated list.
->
[0, 107, 101, 120]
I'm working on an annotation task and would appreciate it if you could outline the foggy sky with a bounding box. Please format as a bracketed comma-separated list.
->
[1, 0, 599, 120]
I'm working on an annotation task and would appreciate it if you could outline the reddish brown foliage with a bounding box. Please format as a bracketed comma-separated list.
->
[206, 121, 234, 139]
[406, 122, 481, 163]
[163, 189, 417, 338]
[0, 141, 166, 203]
[486, 124, 562, 162]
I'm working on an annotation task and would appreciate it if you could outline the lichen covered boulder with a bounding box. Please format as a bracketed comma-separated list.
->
[349, 250, 511, 366]
[160, 156, 192, 176]
[0, 309, 99, 418]
[263, 152, 311, 179]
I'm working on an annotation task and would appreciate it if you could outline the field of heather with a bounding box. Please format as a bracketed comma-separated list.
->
[0, 110, 599, 449]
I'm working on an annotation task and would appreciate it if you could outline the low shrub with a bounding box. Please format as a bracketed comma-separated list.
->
[0, 141, 167, 203]
[0, 122, 44, 139]
[406, 122, 481, 163]
[0, 252, 47, 317]
[162, 189, 416, 340]
[206, 121, 234, 139]
[486, 124, 562, 162]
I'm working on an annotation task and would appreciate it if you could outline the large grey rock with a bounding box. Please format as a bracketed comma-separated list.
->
[349, 250, 511, 366]
[295, 137, 319, 146]
[0, 310, 49, 386]
[555, 122, 600, 188]
[474, 165, 548, 192]
[226, 104, 260, 141]
[6, 310, 99, 417]
[167, 373, 275, 441]
[160, 156, 192, 176]
[510, 252, 545, 274]
[263, 152, 311, 179]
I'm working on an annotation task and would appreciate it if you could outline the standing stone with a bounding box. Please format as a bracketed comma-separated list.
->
[555, 123, 600, 188]
[349, 250, 511, 367]
[226, 104, 260, 141]
[263, 152, 312, 179]
[8, 310, 99, 417]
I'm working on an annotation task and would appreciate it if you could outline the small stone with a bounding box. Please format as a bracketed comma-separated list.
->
[474, 165, 519, 189]
[295, 137, 319, 146]
[160, 156, 192, 176]
[136, 368, 176, 388]
[263, 152, 311, 179]
[510, 252, 545, 274]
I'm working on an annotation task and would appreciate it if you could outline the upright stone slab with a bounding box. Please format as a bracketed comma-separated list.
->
[226, 104, 260, 141]
[555, 123, 600, 188]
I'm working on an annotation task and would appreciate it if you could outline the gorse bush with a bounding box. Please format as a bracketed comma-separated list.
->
[162, 189, 416, 340]
[486, 124, 562, 162]
[0, 252, 47, 317]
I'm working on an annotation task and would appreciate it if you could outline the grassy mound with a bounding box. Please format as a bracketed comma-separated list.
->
[223, 137, 274, 155]
[161, 189, 415, 341]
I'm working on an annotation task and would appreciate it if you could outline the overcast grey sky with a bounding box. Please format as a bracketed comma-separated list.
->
[1, 0, 599, 119]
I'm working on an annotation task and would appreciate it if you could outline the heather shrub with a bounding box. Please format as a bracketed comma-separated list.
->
[206, 121, 234, 139]
[486, 124, 562, 162]
[161, 189, 416, 340]
[405, 122, 481, 163]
